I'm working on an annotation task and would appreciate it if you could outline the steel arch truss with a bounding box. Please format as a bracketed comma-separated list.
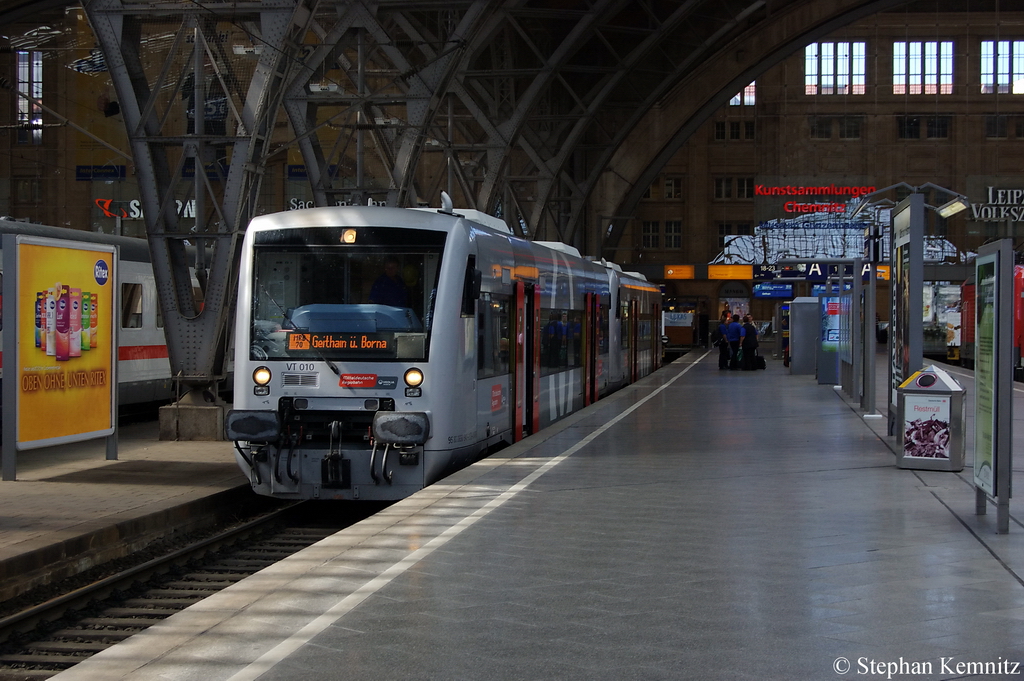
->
[71, 0, 906, 390]
[83, 0, 317, 390]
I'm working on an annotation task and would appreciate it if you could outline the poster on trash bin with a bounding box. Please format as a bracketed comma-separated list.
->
[902, 394, 951, 459]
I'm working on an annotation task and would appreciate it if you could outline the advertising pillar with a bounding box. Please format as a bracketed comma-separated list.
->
[889, 194, 924, 436]
[2, 235, 117, 480]
[973, 239, 1013, 533]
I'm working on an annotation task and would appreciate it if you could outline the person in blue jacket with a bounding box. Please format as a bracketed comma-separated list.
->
[726, 314, 744, 370]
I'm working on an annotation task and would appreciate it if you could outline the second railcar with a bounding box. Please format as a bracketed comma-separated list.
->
[227, 202, 662, 501]
[0, 219, 177, 407]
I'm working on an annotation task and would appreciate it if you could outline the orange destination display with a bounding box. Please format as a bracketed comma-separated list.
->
[15, 237, 116, 448]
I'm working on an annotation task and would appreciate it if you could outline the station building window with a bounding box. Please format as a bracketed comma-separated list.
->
[897, 116, 922, 139]
[714, 177, 733, 199]
[717, 222, 733, 247]
[729, 82, 755, 106]
[980, 40, 1024, 94]
[986, 115, 1008, 138]
[642, 221, 659, 249]
[13, 177, 41, 205]
[926, 116, 951, 138]
[805, 42, 865, 95]
[16, 51, 43, 145]
[810, 116, 832, 138]
[893, 41, 953, 94]
[736, 178, 755, 199]
[838, 116, 863, 139]
[714, 121, 755, 141]
[717, 222, 751, 248]
[664, 177, 682, 198]
[664, 221, 682, 249]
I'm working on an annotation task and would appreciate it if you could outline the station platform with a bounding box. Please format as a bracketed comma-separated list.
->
[0, 420, 248, 603]
[36, 348, 1024, 680]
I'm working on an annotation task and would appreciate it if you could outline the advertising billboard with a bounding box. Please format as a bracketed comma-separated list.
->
[12, 236, 116, 448]
[973, 254, 997, 494]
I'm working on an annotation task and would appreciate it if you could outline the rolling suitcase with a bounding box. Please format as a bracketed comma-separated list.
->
[754, 351, 766, 370]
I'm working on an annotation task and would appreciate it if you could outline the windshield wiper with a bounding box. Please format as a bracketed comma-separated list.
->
[257, 283, 341, 376]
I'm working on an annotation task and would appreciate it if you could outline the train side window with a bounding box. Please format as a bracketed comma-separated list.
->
[462, 255, 481, 317]
[541, 308, 583, 375]
[121, 282, 143, 328]
[477, 293, 510, 379]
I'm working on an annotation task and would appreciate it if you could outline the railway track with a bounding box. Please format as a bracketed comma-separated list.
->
[0, 501, 385, 680]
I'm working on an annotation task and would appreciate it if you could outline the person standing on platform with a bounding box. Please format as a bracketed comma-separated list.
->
[726, 313, 744, 370]
[714, 313, 731, 369]
[741, 314, 759, 370]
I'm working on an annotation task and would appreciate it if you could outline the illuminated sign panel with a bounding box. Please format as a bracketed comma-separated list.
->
[663, 265, 695, 279]
[708, 265, 753, 280]
[287, 332, 394, 356]
[755, 184, 876, 198]
[753, 282, 793, 298]
[783, 201, 846, 213]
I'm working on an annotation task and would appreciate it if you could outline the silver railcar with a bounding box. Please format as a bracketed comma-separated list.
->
[226, 202, 662, 501]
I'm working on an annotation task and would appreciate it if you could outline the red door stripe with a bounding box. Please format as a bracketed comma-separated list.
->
[118, 345, 170, 361]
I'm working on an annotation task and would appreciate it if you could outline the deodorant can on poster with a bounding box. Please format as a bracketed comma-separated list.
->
[55, 284, 70, 361]
[45, 286, 57, 357]
[89, 292, 98, 348]
[81, 292, 91, 351]
[35, 291, 42, 348]
[69, 288, 82, 358]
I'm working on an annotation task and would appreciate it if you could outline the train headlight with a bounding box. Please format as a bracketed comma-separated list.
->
[404, 368, 424, 387]
[253, 366, 272, 386]
[404, 368, 423, 397]
[341, 228, 357, 244]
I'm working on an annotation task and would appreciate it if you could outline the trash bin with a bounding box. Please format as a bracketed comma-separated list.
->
[895, 364, 965, 471]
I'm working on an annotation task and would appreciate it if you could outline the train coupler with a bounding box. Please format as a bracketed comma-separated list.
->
[321, 453, 351, 489]
[398, 447, 419, 466]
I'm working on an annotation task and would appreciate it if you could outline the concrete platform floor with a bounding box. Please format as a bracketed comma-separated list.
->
[0, 421, 248, 602]
[47, 349, 1024, 681]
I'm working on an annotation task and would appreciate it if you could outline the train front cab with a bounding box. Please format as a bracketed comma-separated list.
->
[227, 208, 463, 501]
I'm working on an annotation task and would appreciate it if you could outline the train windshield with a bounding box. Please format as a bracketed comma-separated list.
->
[248, 226, 446, 362]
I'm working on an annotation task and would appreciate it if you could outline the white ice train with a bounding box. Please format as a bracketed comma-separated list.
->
[0, 220, 176, 407]
[226, 199, 663, 501]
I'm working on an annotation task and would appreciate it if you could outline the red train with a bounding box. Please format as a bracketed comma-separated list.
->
[959, 265, 1024, 371]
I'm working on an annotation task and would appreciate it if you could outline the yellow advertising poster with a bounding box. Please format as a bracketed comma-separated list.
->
[16, 238, 116, 447]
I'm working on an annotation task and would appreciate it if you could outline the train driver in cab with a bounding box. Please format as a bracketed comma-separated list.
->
[369, 256, 409, 307]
